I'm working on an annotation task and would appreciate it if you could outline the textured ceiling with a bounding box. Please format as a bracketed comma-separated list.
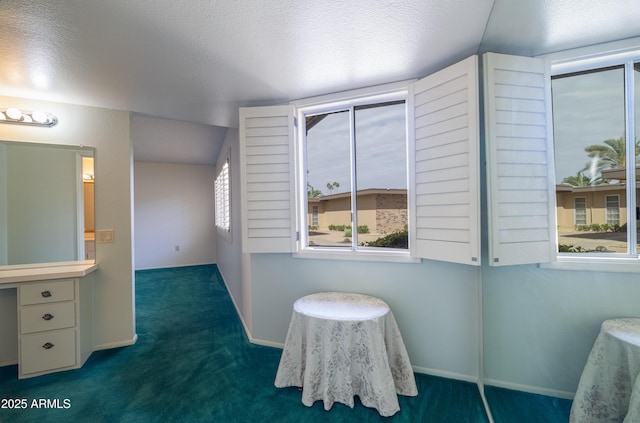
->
[2, 0, 640, 162]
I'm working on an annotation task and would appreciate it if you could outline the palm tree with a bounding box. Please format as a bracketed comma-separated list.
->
[326, 181, 340, 194]
[307, 183, 322, 198]
[562, 170, 605, 186]
[584, 136, 640, 173]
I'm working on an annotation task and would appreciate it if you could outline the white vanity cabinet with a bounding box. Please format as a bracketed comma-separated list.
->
[0, 263, 96, 379]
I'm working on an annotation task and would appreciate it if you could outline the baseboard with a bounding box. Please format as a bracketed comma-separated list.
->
[135, 262, 216, 271]
[484, 378, 575, 399]
[411, 365, 479, 384]
[0, 358, 17, 367]
[216, 267, 256, 347]
[249, 337, 285, 349]
[93, 334, 138, 351]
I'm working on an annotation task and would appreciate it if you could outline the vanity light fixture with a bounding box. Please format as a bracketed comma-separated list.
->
[0, 107, 58, 127]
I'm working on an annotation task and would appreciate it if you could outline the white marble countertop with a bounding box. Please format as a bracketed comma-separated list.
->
[0, 261, 98, 285]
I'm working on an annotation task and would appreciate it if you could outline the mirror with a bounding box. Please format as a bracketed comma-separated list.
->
[0, 141, 95, 266]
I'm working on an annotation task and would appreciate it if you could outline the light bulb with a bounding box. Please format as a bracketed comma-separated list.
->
[32, 110, 48, 124]
[5, 108, 22, 120]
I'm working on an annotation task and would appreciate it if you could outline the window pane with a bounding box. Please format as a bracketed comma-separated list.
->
[305, 110, 352, 247]
[354, 102, 407, 249]
[552, 66, 627, 253]
[605, 195, 620, 225]
[574, 197, 586, 225]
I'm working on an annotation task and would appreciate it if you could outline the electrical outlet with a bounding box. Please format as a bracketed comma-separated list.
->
[96, 229, 114, 243]
[175, 245, 180, 252]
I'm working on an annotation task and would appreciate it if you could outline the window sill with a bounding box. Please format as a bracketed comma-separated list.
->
[293, 248, 421, 264]
[540, 256, 640, 273]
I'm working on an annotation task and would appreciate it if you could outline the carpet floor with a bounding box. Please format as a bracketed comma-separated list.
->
[0, 265, 571, 422]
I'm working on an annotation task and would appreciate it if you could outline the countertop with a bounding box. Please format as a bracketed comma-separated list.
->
[0, 261, 98, 285]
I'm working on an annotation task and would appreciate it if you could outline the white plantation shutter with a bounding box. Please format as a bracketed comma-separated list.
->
[239, 105, 296, 253]
[409, 55, 481, 265]
[484, 52, 556, 266]
[215, 157, 230, 233]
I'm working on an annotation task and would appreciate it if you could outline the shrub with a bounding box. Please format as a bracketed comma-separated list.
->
[357, 225, 369, 234]
[558, 244, 587, 252]
[361, 227, 408, 249]
[329, 224, 348, 231]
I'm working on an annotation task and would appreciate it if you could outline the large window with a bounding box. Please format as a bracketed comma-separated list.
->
[552, 63, 640, 256]
[302, 99, 408, 251]
[215, 155, 231, 238]
[240, 57, 481, 265]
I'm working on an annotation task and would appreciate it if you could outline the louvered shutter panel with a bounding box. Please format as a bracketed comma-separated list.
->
[239, 105, 296, 253]
[409, 55, 481, 265]
[484, 52, 556, 266]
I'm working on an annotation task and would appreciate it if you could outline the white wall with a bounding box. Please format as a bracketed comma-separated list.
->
[482, 264, 640, 398]
[0, 95, 135, 350]
[214, 129, 253, 334]
[134, 161, 217, 270]
[248, 254, 482, 381]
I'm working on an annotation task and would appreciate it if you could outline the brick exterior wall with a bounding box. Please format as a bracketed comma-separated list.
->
[375, 193, 407, 234]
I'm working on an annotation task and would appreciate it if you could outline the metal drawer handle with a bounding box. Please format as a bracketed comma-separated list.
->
[42, 342, 55, 350]
[42, 313, 54, 321]
[41, 291, 52, 298]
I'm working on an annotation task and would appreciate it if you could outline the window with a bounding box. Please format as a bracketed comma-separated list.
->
[574, 197, 586, 225]
[552, 62, 639, 256]
[606, 195, 620, 226]
[215, 155, 230, 238]
[301, 99, 408, 251]
[239, 56, 481, 265]
[311, 205, 319, 227]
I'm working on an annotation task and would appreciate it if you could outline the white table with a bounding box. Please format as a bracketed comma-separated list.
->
[570, 318, 640, 423]
[274, 292, 418, 417]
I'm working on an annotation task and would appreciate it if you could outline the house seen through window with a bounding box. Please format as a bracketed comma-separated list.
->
[303, 100, 408, 250]
[552, 63, 640, 255]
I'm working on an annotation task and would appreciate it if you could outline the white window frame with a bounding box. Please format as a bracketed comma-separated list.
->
[215, 151, 231, 241]
[292, 83, 415, 263]
[541, 38, 640, 272]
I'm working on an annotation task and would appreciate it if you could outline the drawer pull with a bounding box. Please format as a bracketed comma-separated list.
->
[42, 313, 54, 321]
[42, 342, 55, 350]
[41, 291, 52, 298]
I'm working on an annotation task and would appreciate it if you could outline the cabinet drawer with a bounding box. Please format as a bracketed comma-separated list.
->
[20, 280, 75, 305]
[20, 329, 76, 375]
[20, 302, 76, 334]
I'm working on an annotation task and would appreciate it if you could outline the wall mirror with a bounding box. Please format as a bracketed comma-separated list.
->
[0, 141, 95, 267]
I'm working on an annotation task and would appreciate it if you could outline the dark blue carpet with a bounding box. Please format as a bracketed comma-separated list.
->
[484, 385, 572, 423]
[0, 265, 568, 422]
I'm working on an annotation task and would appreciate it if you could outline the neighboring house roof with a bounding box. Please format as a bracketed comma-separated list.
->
[601, 167, 640, 181]
[308, 188, 407, 202]
[556, 183, 627, 193]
